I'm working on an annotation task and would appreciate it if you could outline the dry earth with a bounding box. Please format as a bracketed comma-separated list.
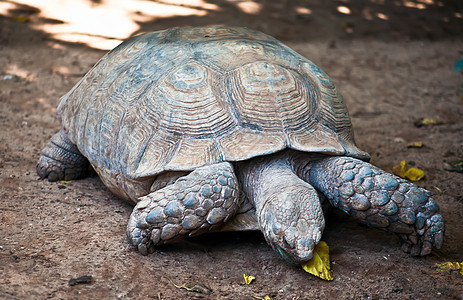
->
[1, 1, 463, 299]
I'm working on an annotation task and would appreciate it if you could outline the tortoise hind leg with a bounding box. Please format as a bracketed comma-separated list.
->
[127, 162, 240, 255]
[37, 129, 90, 182]
[306, 156, 444, 256]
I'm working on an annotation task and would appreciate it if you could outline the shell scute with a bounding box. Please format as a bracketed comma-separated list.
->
[155, 61, 236, 138]
[58, 26, 369, 185]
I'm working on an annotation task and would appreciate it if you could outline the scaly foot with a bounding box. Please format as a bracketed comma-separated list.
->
[307, 156, 444, 256]
[37, 129, 90, 181]
[127, 162, 240, 255]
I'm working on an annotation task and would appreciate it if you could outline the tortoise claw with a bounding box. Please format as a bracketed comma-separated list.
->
[138, 244, 148, 256]
[398, 213, 444, 256]
[420, 214, 444, 255]
[127, 227, 151, 255]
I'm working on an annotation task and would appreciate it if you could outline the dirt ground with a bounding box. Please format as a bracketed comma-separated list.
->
[1, 1, 463, 299]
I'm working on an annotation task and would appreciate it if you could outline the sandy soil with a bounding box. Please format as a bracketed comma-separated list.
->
[1, 1, 463, 299]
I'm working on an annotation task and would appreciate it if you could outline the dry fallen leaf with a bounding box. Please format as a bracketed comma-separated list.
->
[168, 278, 213, 295]
[392, 161, 425, 181]
[251, 295, 272, 300]
[11, 15, 30, 23]
[436, 261, 463, 276]
[443, 160, 463, 173]
[414, 118, 441, 127]
[406, 141, 424, 148]
[301, 241, 333, 281]
[243, 274, 255, 285]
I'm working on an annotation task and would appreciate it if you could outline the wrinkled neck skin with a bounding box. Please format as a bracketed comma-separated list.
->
[236, 150, 325, 198]
[236, 150, 331, 225]
[236, 150, 328, 265]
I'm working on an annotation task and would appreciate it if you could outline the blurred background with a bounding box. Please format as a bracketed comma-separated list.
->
[1, 0, 462, 50]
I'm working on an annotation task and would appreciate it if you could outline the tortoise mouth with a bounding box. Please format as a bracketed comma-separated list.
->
[274, 245, 314, 266]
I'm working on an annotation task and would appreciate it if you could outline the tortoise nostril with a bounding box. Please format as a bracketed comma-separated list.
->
[283, 237, 295, 249]
[283, 238, 290, 247]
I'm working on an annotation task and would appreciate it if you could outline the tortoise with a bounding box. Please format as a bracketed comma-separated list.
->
[37, 26, 444, 265]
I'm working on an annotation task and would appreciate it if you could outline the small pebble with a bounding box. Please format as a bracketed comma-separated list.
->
[69, 275, 93, 286]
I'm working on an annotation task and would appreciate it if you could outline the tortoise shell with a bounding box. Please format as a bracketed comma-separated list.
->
[57, 26, 369, 201]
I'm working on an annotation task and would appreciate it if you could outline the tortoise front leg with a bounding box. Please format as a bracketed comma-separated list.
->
[240, 156, 325, 265]
[306, 156, 444, 256]
[37, 129, 90, 181]
[127, 162, 240, 255]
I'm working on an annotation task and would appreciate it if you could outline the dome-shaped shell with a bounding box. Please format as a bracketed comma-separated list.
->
[58, 26, 369, 199]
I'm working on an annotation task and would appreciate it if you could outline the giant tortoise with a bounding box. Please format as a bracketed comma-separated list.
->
[37, 26, 444, 264]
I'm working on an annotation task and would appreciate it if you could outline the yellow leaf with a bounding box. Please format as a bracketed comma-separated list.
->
[12, 15, 29, 23]
[243, 274, 255, 285]
[392, 161, 425, 181]
[404, 167, 425, 181]
[301, 241, 333, 281]
[414, 118, 441, 127]
[59, 180, 75, 183]
[436, 261, 463, 276]
[407, 141, 423, 148]
[251, 296, 271, 300]
[167, 278, 213, 294]
[421, 118, 440, 125]
[392, 160, 407, 178]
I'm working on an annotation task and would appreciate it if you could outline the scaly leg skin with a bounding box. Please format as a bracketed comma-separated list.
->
[37, 129, 90, 182]
[127, 162, 240, 255]
[240, 157, 325, 265]
[307, 156, 444, 256]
